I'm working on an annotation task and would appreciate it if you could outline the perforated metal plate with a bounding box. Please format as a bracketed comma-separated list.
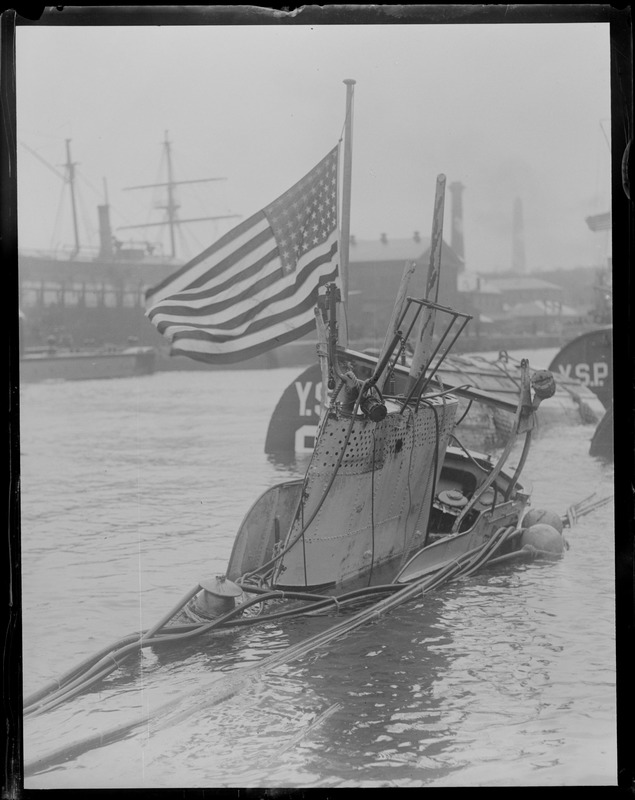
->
[276, 396, 458, 587]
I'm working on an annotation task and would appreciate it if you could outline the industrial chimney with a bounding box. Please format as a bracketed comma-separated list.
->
[512, 196, 526, 273]
[448, 181, 465, 267]
[97, 204, 114, 260]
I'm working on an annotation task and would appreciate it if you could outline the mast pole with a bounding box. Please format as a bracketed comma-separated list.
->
[122, 137, 235, 250]
[164, 130, 178, 258]
[340, 78, 356, 346]
[65, 139, 81, 259]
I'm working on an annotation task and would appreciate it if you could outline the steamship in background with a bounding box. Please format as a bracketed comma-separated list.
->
[18, 135, 243, 378]
[18, 138, 611, 378]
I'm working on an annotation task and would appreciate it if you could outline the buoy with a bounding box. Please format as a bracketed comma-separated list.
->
[522, 508, 564, 533]
[520, 523, 564, 554]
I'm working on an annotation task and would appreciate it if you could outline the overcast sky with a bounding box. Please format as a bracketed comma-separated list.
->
[16, 16, 611, 273]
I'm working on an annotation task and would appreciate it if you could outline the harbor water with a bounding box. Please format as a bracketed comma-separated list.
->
[19, 351, 616, 788]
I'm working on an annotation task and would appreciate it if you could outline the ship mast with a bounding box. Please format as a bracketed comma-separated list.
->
[120, 131, 240, 259]
[64, 139, 81, 259]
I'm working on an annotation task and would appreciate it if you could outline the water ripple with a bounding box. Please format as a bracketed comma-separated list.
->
[21, 367, 616, 788]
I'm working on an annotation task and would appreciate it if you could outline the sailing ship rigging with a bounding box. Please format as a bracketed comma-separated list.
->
[119, 130, 240, 260]
[21, 133, 240, 262]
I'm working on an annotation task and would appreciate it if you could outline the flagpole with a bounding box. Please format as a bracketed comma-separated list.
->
[339, 78, 356, 346]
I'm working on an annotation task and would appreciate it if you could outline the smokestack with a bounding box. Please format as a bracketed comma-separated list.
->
[512, 196, 526, 273]
[448, 181, 465, 267]
[97, 204, 114, 260]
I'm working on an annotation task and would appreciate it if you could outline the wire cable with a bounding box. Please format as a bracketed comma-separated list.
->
[367, 428, 377, 586]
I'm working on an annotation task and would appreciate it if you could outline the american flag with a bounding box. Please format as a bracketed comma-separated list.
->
[145, 146, 340, 364]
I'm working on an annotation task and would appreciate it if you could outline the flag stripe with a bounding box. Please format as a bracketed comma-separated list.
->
[170, 318, 318, 365]
[153, 238, 338, 335]
[171, 304, 324, 355]
[147, 242, 279, 318]
[146, 212, 270, 304]
[172, 224, 275, 296]
[170, 260, 338, 343]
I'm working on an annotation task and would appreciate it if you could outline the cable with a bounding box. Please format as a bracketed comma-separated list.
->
[24, 589, 277, 717]
[24, 519, 538, 742]
[454, 398, 474, 428]
[26, 575, 407, 717]
[449, 433, 491, 473]
[23, 630, 147, 709]
[418, 397, 441, 548]
[26, 485, 597, 726]
[367, 428, 377, 586]
[399, 406, 417, 565]
[25, 552, 475, 777]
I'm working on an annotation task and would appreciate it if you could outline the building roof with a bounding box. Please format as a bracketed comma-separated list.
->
[478, 275, 563, 292]
[348, 236, 464, 269]
[457, 273, 502, 294]
[496, 300, 582, 319]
